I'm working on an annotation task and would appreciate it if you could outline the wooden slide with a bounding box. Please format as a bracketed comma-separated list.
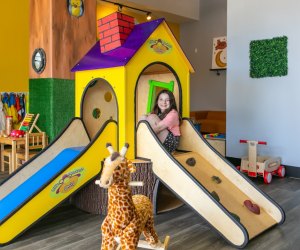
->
[136, 119, 285, 248]
[0, 118, 117, 245]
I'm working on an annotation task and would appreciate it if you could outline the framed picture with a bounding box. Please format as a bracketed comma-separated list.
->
[212, 36, 227, 69]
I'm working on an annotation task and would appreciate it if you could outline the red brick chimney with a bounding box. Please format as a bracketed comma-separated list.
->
[97, 12, 135, 53]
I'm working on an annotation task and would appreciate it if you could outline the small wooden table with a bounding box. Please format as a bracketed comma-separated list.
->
[0, 136, 26, 173]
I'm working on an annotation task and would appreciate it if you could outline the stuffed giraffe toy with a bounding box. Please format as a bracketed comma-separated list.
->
[96, 143, 169, 250]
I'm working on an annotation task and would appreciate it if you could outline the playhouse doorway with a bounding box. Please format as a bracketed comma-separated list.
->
[135, 63, 183, 213]
[135, 63, 181, 124]
[81, 78, 117, 139]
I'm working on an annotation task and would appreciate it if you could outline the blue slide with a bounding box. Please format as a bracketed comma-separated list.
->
[0, 147, 84, 222]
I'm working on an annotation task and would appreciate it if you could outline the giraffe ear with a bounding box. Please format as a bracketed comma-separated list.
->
[127, 160, 136, 173]
[106, 143, 115, 155]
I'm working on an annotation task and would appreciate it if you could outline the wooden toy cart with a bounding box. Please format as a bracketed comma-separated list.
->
[238, 140, 285, 184]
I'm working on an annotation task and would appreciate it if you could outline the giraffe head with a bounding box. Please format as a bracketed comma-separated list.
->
[99, 143, 135, 188]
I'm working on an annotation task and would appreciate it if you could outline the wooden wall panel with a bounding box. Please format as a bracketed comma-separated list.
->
[52, 0, 96, 79]
[29, 0, 52, 78]
[30, 0, 96, 79]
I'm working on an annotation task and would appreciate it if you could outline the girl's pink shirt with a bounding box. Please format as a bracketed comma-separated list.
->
[161, 109, 181, 136]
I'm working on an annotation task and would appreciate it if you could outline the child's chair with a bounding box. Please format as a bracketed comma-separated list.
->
[1, 150, 11, 173]
[0, 114, 43, 174]
[15, 132, 47, 169]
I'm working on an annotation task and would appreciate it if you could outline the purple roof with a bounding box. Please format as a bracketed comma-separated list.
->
[71, 18, 164, 72]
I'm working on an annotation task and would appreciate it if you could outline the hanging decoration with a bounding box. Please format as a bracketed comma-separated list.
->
[67, 0, 84, 18]
[148, 38, 172, 54]
[249, 36, 288, 78]
[212, 36, 227, 69]
[0, 93, 28, 130]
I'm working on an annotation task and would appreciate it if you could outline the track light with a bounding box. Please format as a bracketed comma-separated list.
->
[101, 0, 152, 21]
[146, 12, 152, 20]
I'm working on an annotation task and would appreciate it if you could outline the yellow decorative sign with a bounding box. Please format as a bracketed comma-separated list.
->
[50, 167, 85, 197]
[148, 38, 172, 54]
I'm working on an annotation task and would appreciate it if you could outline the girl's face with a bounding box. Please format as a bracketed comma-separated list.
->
[157, 93, 170, 113]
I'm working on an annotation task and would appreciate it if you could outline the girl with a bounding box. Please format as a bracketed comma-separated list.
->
[141, 89, 180, 153]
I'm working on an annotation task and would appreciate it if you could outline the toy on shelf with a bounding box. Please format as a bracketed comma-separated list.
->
[203, 133, 225, 139]
[7, 113, 41, 138]
[19, 113, 41, 133]
[237, 140, 285, 184]
[10, 130, 26, 138]
[96, 143, 170, 250]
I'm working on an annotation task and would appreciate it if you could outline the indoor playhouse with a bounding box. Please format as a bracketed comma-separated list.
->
[0, 12, 285, 249]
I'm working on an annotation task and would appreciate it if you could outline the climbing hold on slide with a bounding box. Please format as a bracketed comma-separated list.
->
[244, 200, 260, 215]
[229, 212, 240, 222]
[211, 191, 220, 202]
[211, 175, 222, 184]
[186, 157, 196, 166]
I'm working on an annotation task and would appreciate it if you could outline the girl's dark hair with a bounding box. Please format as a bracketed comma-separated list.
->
[151, 89, 178, 119]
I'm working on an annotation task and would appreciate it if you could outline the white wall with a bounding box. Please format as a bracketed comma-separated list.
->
[227, 0, 300, 167]
[180, 0, 227, 111]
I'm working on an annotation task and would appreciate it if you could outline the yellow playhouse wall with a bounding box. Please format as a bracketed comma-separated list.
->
[75, 67, 127, 151]
[124, 23, 191, 158]
[0, 1, 29, 92]
[126, 23, 191, 112]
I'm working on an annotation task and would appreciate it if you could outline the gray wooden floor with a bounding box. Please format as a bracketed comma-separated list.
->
[1, 174, 300, 250]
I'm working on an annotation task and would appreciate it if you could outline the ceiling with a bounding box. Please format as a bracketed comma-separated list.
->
[97, 0, 199, 24]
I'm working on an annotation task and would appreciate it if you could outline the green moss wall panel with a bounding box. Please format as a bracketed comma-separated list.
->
[250, 36, 288, 78]
[29, 78, 75, 141]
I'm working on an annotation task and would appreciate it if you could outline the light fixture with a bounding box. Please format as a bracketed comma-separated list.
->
[101, 0, 152, 21]
[146, 12, 152, 21]
[117, 4, 122, 12]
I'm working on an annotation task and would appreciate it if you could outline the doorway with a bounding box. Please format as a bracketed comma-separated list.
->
[81, 78, 118, 139]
